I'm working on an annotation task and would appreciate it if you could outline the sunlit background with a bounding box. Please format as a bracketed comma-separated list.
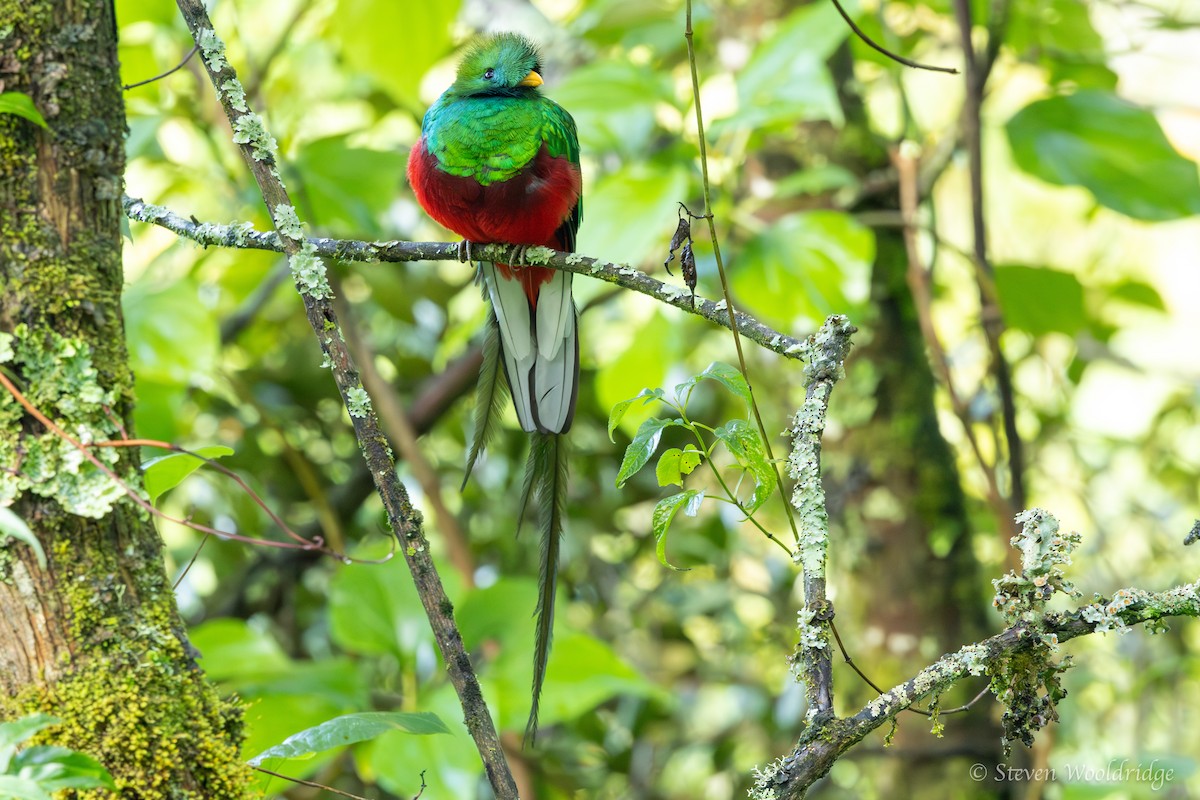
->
[116, 0, 1199, 797]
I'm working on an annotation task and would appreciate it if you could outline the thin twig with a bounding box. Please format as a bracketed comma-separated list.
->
[173, 533, 210, 590]
[123, 44, 200, 90]
[251, 765, 371, 800]
[829, 620, 989, 717]
[0, 370, 329, 553]
[684, 1, 802, 549]
[890, 148, 1014, 529]
[953, 0, 1025, 518]
[829, 0, 959, 74]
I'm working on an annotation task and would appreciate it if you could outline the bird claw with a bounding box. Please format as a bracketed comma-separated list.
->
[511, 245, 529, 267]
[456, 240, 477, 262]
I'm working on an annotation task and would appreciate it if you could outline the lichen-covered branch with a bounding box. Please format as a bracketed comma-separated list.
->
[171, 2, 518, 796]
[752, 510, 1200, 799]
[784, 316, 856, 721]
[121, 195, 807, 360]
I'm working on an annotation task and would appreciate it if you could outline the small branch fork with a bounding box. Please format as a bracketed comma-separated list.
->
[171, 2, 517, 796]
[767, 585, 1200, 797]
[771, 320, 1200, 798]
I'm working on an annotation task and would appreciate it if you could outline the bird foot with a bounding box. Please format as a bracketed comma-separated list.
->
[456, 240, 480, 262]
[509, 245, 529, 267]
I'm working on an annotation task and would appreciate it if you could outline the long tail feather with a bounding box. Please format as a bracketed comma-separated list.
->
[462, 296, 511, 489]
[525, 431, 569, 745]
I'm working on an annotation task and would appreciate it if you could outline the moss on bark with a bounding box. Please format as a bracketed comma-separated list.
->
[0, 1, 251, 796]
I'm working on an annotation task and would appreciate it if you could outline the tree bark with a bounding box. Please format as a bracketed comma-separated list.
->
[0, 1, 250, 795]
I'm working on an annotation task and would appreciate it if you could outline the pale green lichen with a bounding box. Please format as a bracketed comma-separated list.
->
[788, 390, 830, 574]
[126, 201, 169, 223]
[988, 509, 1082, 754]
[231, 112, 277, 162]
[0, 326, 130, 517]
[992, 509, 1082, 626]
[748, 754, 793, 799]
[220, 78, 247, 112]
[273, 204, 303, 241]
[522, 245, 554, 265]
[660, 284, 685, 302]
[346, 386, 371, 419]
[565, 252, 584, 266]
[197, 29, 227, 73]
[288, 241, 332, 299]
[793, 607, 827, 663]
[786, 317, 853, 576]
[959, 643, 990, 676]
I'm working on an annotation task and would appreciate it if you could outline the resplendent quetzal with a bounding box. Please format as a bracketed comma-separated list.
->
[407, 32, 582, 742]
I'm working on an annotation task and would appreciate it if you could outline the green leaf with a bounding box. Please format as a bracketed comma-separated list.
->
[328, 547, 435, 661]
[0, 775, 51, 800]
[615, 417, 684, 487]
[539, 631, 662, 721]
[994, 265, 1087, 336]
[1107, 280, 1165, 311]
[655, 447, 703, 488]
[0, 508, 46, 568]
[1008, 0, 1116, 90]
[650, 490, 704, 570]
[292, 137, 406, 233]
[123, 280, 220, 386]
[576, 162, 690, 267]
[248, 712, 447, 766]
[189, 619, 292, 681]
[699, 362, 752, 409]
[714, 420, 777, 513]
[456, 578, 541, 652]
[550, 59, 675, 155]
[726, 0, 853, 131]
[329, 0, 460, 112]
[10, 747, 115, 791]
[141, 446, 235, 504]
[608, 388, 663, 442]
[0, 715, 59, 750]
[1006, 91, 1200, 221]
[733, 211, 874, 330]
[0, 92, 48, 128]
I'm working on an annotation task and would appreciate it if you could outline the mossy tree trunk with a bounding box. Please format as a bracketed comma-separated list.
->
[0, 2, 250, 796]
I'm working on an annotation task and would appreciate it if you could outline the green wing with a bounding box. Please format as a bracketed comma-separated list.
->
[541, 98, 582, 252]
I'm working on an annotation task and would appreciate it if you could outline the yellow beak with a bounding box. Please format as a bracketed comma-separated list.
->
[518, 70, 544, 88]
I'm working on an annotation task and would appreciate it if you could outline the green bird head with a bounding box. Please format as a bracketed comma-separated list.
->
[449, 32, 545, 98]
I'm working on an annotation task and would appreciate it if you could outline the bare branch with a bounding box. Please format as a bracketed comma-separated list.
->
[122, 44, 200, 90]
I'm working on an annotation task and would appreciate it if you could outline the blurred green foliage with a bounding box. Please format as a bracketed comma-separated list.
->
[114, 0, 1200, 797]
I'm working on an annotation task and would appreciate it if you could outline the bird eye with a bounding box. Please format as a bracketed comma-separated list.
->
[484, 68, 495, 80]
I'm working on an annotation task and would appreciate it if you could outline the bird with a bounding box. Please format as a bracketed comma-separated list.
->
[407, 32, 582, 744]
